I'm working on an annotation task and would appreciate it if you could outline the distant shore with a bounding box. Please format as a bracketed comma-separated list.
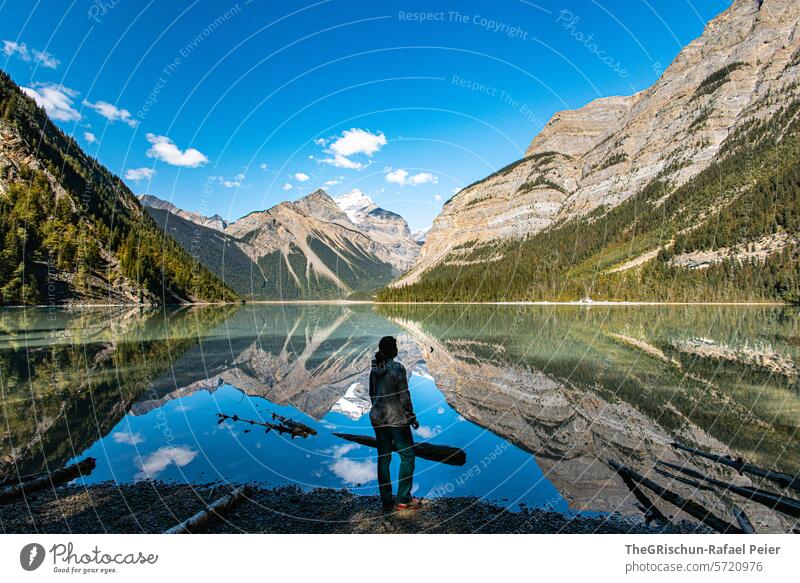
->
[0, 299, 790, 309]
[0, 481, 709, 534]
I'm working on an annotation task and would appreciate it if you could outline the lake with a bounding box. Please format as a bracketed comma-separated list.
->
[2, 303, 799, 528]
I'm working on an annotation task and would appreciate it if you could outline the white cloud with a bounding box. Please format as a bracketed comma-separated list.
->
[124, 167, 155, 181]
[385, 169, 408, 185]
[321, 154, 363, 170]
[408, 172, 438, 185]
[3, 40, 59, 68]
[21, 82, 81, 121]
[134, 446, 197, 480]
[113, 431, 144, 445]
[283, 182, 293, 190]
[294, 172, 310, 182]
[434, 194, 442, 201]
[145, 133, 208, 167]
[324, 179, 340, 186]
[84, 131, 97, 144]
[83, 100, 138, 128]
[386, 169, 438, 186]
[32, 49, 59, 69]
[259, 162, 268, 171]
[222, 173, 245, 188]
[319, 128, 386, 170]
[314, 137, 327, 147]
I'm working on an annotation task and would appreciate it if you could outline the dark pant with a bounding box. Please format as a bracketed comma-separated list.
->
[373, 425, 415, 506]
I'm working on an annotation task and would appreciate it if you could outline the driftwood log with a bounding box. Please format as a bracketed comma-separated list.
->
[162, 486, 250, 534]
[609, 460, 742, 533]
[333, 433, 466, 466]
[657, 460, 800, 519]
[618, 471, 669, 525]
[672, 442, 800, 493]
[732, 505, 756, 534]
[0, 457, 96, 502]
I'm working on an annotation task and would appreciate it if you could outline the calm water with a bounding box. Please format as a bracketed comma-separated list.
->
[1, 304, 799, 517]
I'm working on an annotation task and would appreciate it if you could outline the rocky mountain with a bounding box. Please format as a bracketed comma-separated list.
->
[387, 0, 800, 303]
[143, 188, 420, 299]
[333, 189, 421, 271]
[0, 71, 235, 305]
[139, 194, 227, 231]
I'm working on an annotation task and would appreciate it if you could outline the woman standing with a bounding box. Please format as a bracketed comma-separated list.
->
[369, 336, 421, 512]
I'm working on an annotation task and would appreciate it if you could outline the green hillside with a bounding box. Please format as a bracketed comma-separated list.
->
[379, 98, 800, 304]
[0, 70, 237, 305]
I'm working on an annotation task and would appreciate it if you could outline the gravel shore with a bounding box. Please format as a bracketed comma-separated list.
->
[0, 481, 710, 534]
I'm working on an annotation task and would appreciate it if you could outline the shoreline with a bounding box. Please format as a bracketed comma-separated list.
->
[0, 481, 709, 534]
[0, 299, 791, 309]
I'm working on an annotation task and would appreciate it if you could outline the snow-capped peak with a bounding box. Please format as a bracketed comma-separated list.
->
[333, 188, 376, 224]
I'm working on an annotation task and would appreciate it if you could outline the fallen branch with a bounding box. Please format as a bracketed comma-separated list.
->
[217, 413, 313, 439]
[0, 458, 96, 502]
[609, 459, 742, 534]
[271, 413, 317, 435]
[333, 433, 466, 466]
[672, 442, 800, 493]
[657, 460, 800, 519]
[162, 485, 250, 534]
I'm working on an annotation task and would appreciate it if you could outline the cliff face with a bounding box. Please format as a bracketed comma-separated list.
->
[397, 0, 800, 287]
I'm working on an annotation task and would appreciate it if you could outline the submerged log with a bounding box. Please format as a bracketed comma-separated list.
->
[672, 442, 800, 493]
[0, 457, 96, 502]
[732, 505, 756, 534]
[333, 433, 466, 466]
[657, 460, 800, 519]
[163, 485, 250, 534]
[609, 460, 742, 534]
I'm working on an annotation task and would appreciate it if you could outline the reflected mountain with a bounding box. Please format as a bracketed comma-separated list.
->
[0, 305, 237, 477]
[378, 304, 800, 531]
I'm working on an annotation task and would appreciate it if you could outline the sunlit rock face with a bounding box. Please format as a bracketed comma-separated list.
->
[397, 0, 800, 286]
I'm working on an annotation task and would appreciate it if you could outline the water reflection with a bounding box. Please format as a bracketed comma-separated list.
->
[1, 304, 798, 530]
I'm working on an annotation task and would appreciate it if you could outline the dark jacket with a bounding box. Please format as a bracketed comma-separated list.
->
[368, 358, 415, 427]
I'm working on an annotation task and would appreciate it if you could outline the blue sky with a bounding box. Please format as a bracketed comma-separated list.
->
[1, 0, 731, 230]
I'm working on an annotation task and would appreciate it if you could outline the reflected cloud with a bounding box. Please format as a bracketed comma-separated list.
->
[112, 431, 144, 446]
[134, 446, 198, 480]
[329, 458, 376, 485]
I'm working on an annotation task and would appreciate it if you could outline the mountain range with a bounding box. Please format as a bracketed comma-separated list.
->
[2, 0, 800, 305]
[140, 187, 421, 300]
